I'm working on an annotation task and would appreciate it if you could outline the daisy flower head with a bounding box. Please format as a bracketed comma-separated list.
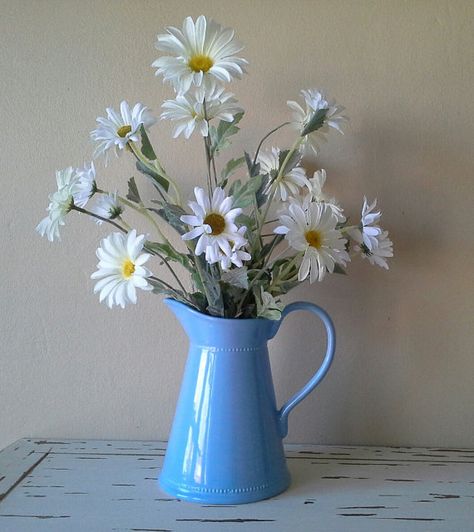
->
[306, 169, 345, 222]
[36, 167, 80, 242]
[356, 230, 393, 270]
[161, 85, 243, 139]
[257, 147, 310, 202]
[152, 15, 248, 94]
[210, 227, 251, 270]
[274, 201, 350, 283]
[180, 186, 245, 262]
[91, 101, 157, 162]
[91, 230, 153, 308]
[287, 89, 347, 155]
[347, 197, 382, 251]
[91, 192, 123, 224]
[73, 162, 97, 208]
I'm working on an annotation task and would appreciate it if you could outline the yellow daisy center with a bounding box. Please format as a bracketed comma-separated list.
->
[204, 213, 226, 236]
[117, 125, 132, 138]
[305, 230, 322, 249]
[188, 54, 214, 73]
[122, 259, 135, 279]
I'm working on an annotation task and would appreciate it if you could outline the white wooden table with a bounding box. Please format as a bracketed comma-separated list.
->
[1, 439, 473, 531]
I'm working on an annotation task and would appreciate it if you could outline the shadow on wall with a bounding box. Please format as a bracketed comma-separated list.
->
[268, 118, 469, 446]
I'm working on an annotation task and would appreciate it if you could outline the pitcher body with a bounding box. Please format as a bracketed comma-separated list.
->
[159, 298, 335, 504]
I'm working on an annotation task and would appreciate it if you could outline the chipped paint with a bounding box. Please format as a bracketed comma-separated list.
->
[1, 439, 474, 530]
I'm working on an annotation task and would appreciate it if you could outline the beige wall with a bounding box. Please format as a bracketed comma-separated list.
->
[1, 0, 474, 450]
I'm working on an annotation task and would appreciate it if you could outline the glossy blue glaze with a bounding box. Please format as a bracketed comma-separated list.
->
[159, 299, 336, 504]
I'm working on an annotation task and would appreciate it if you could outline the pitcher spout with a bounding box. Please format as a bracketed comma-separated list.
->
[164, 298, 201, 338]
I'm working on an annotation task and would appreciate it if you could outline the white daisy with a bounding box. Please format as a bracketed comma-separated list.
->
[306, 169, 345, 222]
[181, 186, 245, 262]
[91, 101, 157, 162]
[274, 202, 349, 283]
[287, 89, 347, 155]
[54, 166, 78, 190]
[91, 230, 153, 308]
[152, 15, 248, 94]
[347, 197, 382, 251]
[356, 230, 393, 270]
[257, 147, 310, 201]
[73, 162, 97, 208]
[91, 192, 123, 224]
[161, 85, 243, 139]
[211, 227, 251, 270]
[36, 167, 79, 242]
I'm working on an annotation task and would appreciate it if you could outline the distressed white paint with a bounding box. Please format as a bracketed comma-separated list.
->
[1, 439, 474, 531]
[2, 0, 474, 451]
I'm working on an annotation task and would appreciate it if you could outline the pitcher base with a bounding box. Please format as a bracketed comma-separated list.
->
[158, 474, 291, 504]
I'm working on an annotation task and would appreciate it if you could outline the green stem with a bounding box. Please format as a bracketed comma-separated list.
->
[192, 250, 214, 308]
[252, 121, 290, 169]
[149, 275, 178, 293]
[114, 193, 170, 245]
[142, 208, 170, 244]
[203, 135, 213, 201]
[278, 253, 301, 280]
[149, 275, 196, 308]
[264, 234, 280, 264]
[203, 100, 218, 188]
[153, 251, 190, 297]
[71, 205, 127, 232]
[117, 216, 131, 230]
[129, 142, 182, 206]
[255, 137, 304, 243]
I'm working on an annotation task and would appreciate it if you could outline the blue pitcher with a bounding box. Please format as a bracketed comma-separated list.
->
[159, 298, 336, 504]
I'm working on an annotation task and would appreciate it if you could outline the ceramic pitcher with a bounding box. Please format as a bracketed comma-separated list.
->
[159, 298, 335, 504]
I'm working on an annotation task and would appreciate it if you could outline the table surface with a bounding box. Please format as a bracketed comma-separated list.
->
[1, 439, 473, 531]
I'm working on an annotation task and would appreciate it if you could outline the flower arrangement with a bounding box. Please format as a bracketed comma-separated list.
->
[37, 15, 393, 319]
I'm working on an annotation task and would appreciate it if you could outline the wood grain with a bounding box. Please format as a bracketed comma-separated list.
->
[1, 439, 473, 531]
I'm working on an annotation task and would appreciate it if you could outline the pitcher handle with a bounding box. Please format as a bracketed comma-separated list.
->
[272, 301, 336, 438]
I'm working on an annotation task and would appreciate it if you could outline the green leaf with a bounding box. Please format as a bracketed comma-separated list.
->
[260, 234, 284, 259]
[255, 287, 283, 320]
[274, 279, 299, 295]
[144, 241, 193, 272]
[278, 149, 301, 175]
[229, 179, 241, 197]
[148, 277, 183, 300]
[136, 160, 169, 193]
[255, 174, 270, 208]
[269, 256, 299, 296]
[210, 112, 244, 156]
[220, 156, 246, 183]
[301, 108, 329, 136]
[189, 291, 207, 312]
[139, 124, 157, 161]
[191, 271, 205, 293]
[244, 151, 260, 177]
[235, 213, 255, 231]
[221, 267, 249, 290]
[126, 177, 141, 204]
[221, 283, 246, 318]
[148, 203, 188, 235]
[195, 257, 224, 316]
[231, 175, 263, 209]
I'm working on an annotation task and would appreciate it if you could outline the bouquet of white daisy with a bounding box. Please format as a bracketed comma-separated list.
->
[37, 15, 393, 319]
